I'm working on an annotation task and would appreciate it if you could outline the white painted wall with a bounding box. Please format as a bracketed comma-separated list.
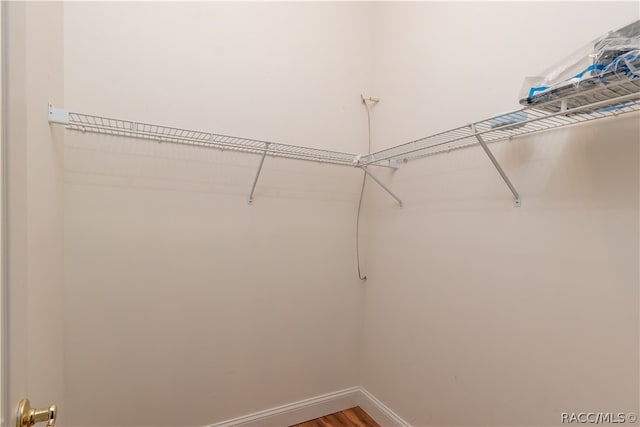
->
[361, 2, 639, 426]
[63, 3, 372, 426]
[4, 2, 65, 426]
[61, 2, 639, 426]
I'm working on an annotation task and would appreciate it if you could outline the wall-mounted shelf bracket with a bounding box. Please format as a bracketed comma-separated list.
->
[470, 124, 521, 207]
[388, 159, 402, 169]
[361, 167, 403, 208]
[248, 143, 269, 205]
[357, 154, 402, 170]
[48, 103, 69, 125]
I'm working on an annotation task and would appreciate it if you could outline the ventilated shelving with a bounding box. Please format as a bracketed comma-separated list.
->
[49, 76, 640, 207]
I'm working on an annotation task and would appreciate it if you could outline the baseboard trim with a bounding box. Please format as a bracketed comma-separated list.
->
[205, 386, 410, 427]
[205, 386, 360, 427]
[356, 388, 412, 427]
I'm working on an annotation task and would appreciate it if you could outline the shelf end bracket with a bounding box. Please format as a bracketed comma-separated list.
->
[48, 103, 69, 125]
[471, 124, 521, 207]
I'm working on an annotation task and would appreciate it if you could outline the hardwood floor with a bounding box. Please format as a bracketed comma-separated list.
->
[290, 406, 380, 427]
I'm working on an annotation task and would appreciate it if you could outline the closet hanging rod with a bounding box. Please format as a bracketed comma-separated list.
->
[47, 104, 370, 168]
[360, 82, 640, 166]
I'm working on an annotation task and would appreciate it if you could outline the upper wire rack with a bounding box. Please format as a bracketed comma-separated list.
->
[54, 77, 640, 168]
[360, 79, 640, 165]
[64, 111, 358, 167]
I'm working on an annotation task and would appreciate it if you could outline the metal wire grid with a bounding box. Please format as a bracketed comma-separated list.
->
[522, 70, 640, 113]
[63, 77, 639, 168]
[66, 112, 358, 166]
[361, 83, 640, 165]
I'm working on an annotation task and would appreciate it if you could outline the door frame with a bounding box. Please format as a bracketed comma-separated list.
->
[0, 0, 7, 424]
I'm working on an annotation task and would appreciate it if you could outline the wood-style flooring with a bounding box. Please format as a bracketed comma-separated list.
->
[290, 406, 380, 427]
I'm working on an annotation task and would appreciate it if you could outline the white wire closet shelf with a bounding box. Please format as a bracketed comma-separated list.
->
[359, 79, 640, 166]
[49, 76, 640, 206]
[50, 108, 358, 167]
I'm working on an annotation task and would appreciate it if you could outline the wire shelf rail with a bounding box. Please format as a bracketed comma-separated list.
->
[54, 110, 358, 167]
[359, 79, 640, 166]
[49, 77, 639, 206]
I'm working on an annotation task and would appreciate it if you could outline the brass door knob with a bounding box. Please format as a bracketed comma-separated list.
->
[17, 399, 57, 427]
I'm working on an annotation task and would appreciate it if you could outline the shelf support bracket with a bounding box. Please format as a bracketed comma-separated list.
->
[248, 143, 269, 205]
[471, 124, 521, 207]
[48, 103, 69, 125]
[361, 167, 403, 208]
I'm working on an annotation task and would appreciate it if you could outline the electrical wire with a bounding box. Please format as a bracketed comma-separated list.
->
[356, 97, 374, 281]
[356, 171, 367, 280]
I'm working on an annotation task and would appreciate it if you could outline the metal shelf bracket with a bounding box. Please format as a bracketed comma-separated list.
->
[388, 159, 402, 169]
[361, 167, 403, 208]
[248, 143, 269, 205]
[48, 103, 69, 125]
[471, 124, 521, 207]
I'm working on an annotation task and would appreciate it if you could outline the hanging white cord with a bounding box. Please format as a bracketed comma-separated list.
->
[356, 165, 367, 280]
[356, 97, 376, 281]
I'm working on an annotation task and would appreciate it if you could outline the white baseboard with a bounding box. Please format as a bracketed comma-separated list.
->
[205, 386, 410, 427]
[356, 387, 412, 427]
